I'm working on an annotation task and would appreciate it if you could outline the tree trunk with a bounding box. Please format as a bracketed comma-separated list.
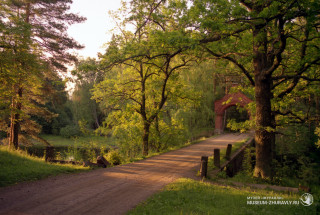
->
[155, 115, 161, 152]
[9, 87, 23, 150]
[251, 24, 276, 179]
[315, 95, 319, 123]
[8, 4, 30, 150]
[93, 103, 100, 129]
[142, 122, 150, 156]
[9, 111, 17, 149]
[253, 73, 274, 179]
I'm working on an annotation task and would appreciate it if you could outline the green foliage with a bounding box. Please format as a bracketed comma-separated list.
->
[149, 115, 188, 152]
[315, 126, 320, 148]
[0, 0, 85, 148]
[106, 150, 123, 166]
[34, 79, 73, 135]
[243, 146, 256, 176]
[34, 134, 114, 148]
[95, 46, 195, 156]
[169, 0, 320, 179]
[99, 111, 143, 158]
[93, 57, 218, 157]
[58, 139, 107, 162]
[59, 125, 82, 139]
[227, 118, 254, 133]
[297, 156, 319, 186]
[0, 146, 88, 187]
[68, 58, 105, 135]
[225, 124, 320, 187]
[176, 61, 217, 138]
[272, 124, 320, 186]
[277, 125, 314, 155]
[78, 119, 92, 136]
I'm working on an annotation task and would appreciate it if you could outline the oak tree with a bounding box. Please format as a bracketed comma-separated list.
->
[186, 0, 320, 178]
[94, 0, 195, 156]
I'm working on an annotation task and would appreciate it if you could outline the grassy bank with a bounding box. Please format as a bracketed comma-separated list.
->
[212, 170, 320, 198]
[0, 146, 89, 187]
[129, 178, 317, 215]
[34, 134, 115, 147]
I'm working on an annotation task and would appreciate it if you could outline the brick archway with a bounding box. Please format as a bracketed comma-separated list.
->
[214, 92, 252, 134]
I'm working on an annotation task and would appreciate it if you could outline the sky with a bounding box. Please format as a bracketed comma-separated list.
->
[67, 0, 125, 59]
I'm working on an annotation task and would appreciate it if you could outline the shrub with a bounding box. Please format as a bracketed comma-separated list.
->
[0, 131, 6, 139]
[242, 146, 255, 175]
[59, 125, 81, 138]
[106, 150, 122, 166]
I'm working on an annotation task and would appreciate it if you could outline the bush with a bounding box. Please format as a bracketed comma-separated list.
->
[242, 146, 255, 175]
[106, 150, 122, 166]
[59, 125, 82, 138]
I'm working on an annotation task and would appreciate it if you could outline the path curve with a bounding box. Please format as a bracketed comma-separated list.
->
[0, 133, 250, 215]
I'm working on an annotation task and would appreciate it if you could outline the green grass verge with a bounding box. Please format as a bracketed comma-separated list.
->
[213, 171, 272, 185]
[34, 134, 116, 147]
[0, 146, 89, 187]
[212, 171, 320, 198]
[128, 178, 318, 215]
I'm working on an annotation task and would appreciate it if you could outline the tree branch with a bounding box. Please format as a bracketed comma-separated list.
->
[239, 0, 253, 11]
[265, 16, 286, 75]
[273, 110, 304, 123]
[199, 26, 250, 44]
[134, 0, 166, 35]
[203, 46, 255, 86]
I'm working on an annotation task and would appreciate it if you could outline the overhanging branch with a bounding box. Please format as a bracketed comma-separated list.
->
[203, 46, 255, 86]
[199, 26, 250, 44]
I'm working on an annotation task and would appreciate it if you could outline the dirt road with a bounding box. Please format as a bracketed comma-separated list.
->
[0, 133, 250, 215]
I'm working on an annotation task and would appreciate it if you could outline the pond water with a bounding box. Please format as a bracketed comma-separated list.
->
[20, 145, 109, 162]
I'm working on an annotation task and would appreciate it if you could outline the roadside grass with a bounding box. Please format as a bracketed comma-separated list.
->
[0, 146, 89, 187]
[212, 171, 320, 198]
[128, 178, 317, 215]
[35, 134, 115, 147]
[213, 171, 272, 185]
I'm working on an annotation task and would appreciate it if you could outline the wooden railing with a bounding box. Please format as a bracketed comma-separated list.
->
[200, 136, 255, 178]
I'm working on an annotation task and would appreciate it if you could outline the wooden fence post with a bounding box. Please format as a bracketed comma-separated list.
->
[226, 144, 232, 160]
[214, 149, 220, 168]
[200, 156, 208, 178]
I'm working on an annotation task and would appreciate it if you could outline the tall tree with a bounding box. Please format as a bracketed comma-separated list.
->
[124, 0, 320, 178]
[0, 0, 85, 149]
[94, 0, 195, 156]
[95, 36, 192, 156]
[186, 0, 320, 178]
